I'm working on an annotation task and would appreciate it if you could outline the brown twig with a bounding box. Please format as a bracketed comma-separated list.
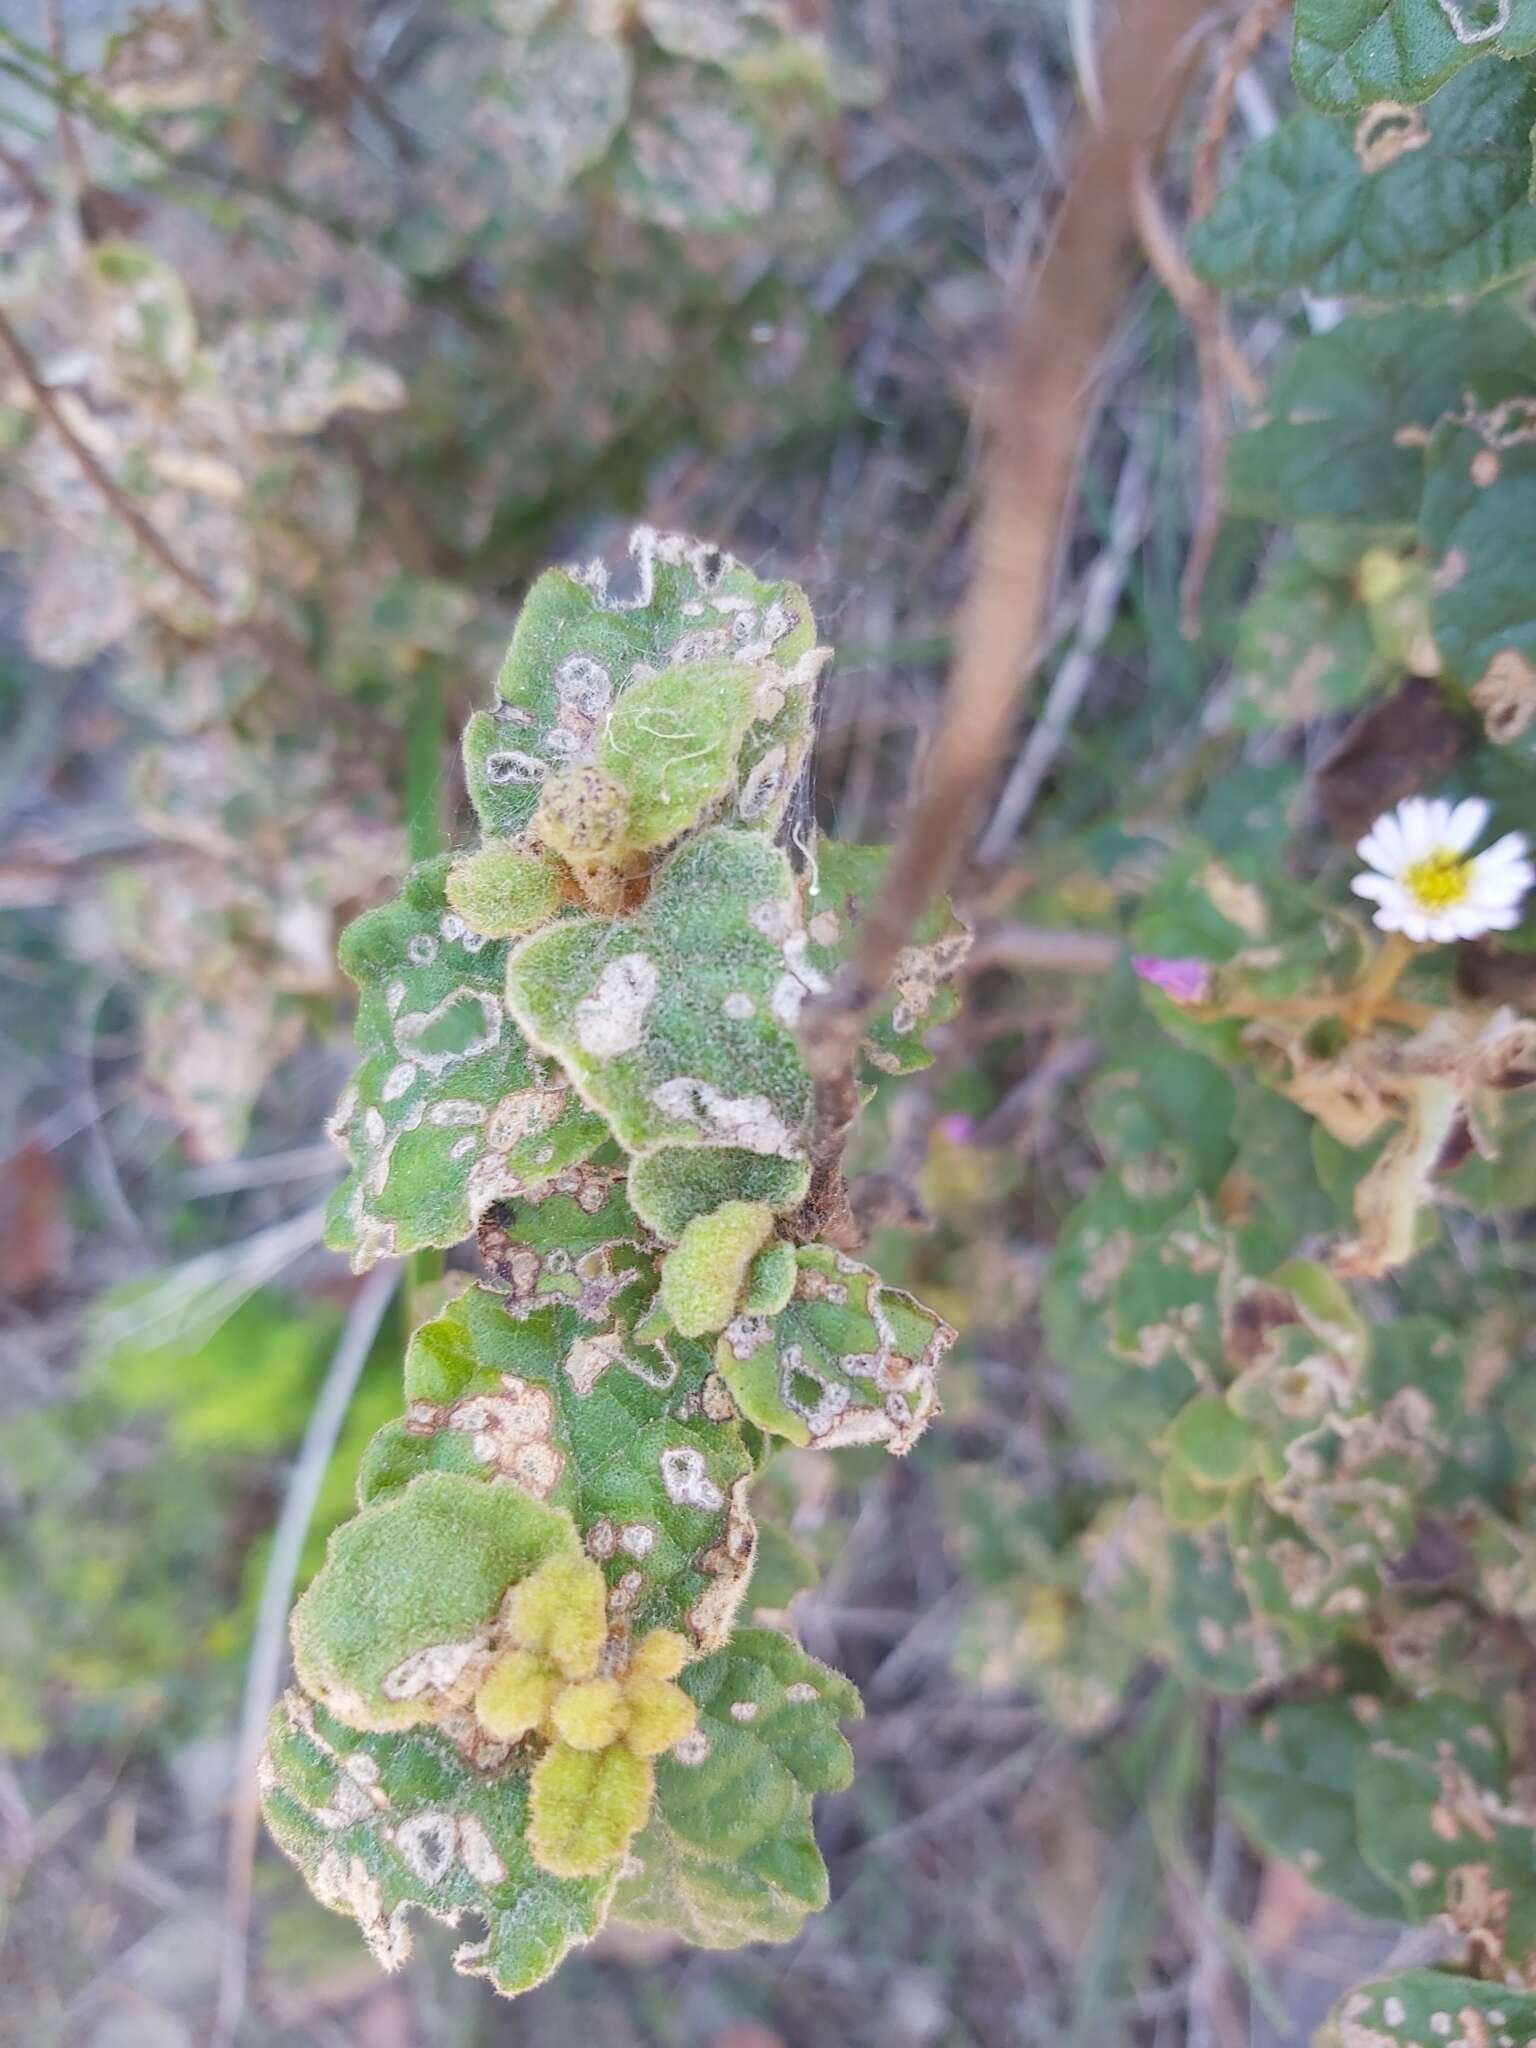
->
[799, 0, 1208, 1223]
[1177, 0, 1292, 638]
[1130, 157, 1261, 407]
[1191, 0, 1292, 221]
[963, 923, 1122, 977]
[0, 304, 224, 615]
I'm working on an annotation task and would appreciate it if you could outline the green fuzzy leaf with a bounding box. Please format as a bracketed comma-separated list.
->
[290, 1471, 579, 1730]
[1087, 1041, 1236, 1196]
[1164, 1525, 1304, 1693]
[651, 1627, 858, 1849]
[1043, 1179, 1211, 1481]
[1166, 1398, 1258, 1491]
[1422, 410, 1536, 693]
[615, 1629, 855, 1948]
[1163, 1456, 1228, 1528]
[637, 0, 793, 69]
[801, 841, 971, 1078]
[1231, 555, 1385, 729]
[1191, 69, 1536, 303]
[627, 1146, 810, 1240]
[326, 857, 606, 1271]
[743, 1239, 797, 1317]
[611, 63, 774, 232]
[507, 827, 815, 1162]
[1293, 0, 1536, 114]
[1229, 1483, 1391, 1656]
[1355, 1696, 1536, 1955]
[473, 10, 631, 197]
[360, 1282, 758, 1654]
[1225, 1701, 1402, 1916]
[446, 842, 566, 938]
[260, 1691, 614, 1994]
[1227, 303, 1535, 528]
[716, 1244, 953, 1455]
[614, 1808, 825, 1947]
[1320, 1972, 1536, 2048]
[598, 658, 762, 852]
[659, 1201, 775, 1337]
[463, 532, 818, 843]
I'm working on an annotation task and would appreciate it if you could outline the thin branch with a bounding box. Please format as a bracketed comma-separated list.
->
[212, 1260, 400, 2048]
[964, 924, 1122, 976]
[0, 305, 223, 615]
[1190, 0, 1292, 222]
[1130, 158, 1261, 406]
[800, 0, 1208, 1204]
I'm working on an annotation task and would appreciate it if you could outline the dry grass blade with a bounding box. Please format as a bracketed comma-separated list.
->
[211, 1260, 400, 2048]
[976, 432, 1157, 863]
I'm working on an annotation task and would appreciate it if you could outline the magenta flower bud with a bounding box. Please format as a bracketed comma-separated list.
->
[1131, 954, 1213, 1006]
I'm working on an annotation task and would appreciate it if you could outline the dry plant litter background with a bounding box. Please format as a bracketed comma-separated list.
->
[4, 1, 1536, 2045]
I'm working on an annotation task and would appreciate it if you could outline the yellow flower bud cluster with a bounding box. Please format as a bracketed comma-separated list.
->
[474, 1554, 697, 1877]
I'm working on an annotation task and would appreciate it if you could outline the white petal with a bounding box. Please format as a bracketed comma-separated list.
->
[1470, 873, 1533, 913]
[1397, 797, 1437, 860]
[1479, 906, 1522, 930]
[1475, 832, 1531, 874]
[1351, 873, 1395, 903]
[1358, 811, 1406, 872]
[1445, 796, 1491, 853]
[1470, 859, 1534, 909]
[1401, 910, 1432, 943]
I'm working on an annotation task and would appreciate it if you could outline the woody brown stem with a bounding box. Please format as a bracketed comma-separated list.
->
[800, 0, 1208, 1200]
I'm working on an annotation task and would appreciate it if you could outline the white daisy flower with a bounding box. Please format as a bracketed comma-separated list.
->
[1351, 795, 1533, 945]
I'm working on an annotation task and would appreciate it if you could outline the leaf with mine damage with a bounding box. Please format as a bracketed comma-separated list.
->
[357, 1282, 759, 1654]
[260, 1690, 615, 1995]
[1319, 1971, 1536, 2048]
[507, 828, 816, 1163]
[1293, 0, 1536, 115]
[326, 857, 606, 1271]
[1225, 1699, 1402, 1916]
[1421, 411, 1536, 700]
[1225, 303, 1535, 530]
[289, 1471, 580, 1731]
[462, 529, 821, 845]
[801, 841, 971, 1080]
[619, 1628, 857, 1937]
[715, 1244, 953, 1455]
[1354, 1695, 1536, 1959]
[1191, 70, 1536, 305]
[627, 1146, 810, 1241]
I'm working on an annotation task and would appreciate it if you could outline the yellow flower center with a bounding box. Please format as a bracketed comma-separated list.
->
[1402, 847, 1471, 913]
